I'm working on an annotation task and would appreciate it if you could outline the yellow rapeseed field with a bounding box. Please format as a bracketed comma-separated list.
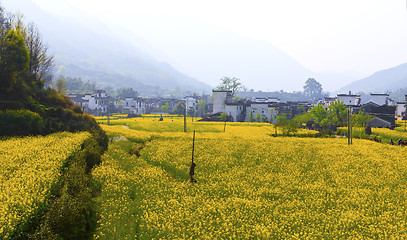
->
[93, 116, 407, 239]
[0, 132, 90, 238]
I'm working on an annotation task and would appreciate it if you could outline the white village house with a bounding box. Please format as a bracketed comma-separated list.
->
[123, 97, 147, 114]
[212, 90, 245, 122]
[69, 90, 117, 115]
[212, 90, 278, 123]
[337, 91, 361, 106]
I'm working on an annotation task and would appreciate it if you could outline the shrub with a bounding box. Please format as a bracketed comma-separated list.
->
[129, 143, 144, 157]
[33, 134, 101, 239]
[0, 109, 45, 136]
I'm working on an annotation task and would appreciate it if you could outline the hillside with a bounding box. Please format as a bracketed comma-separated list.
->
[3, 0, 211, 96]
[134, 20, 316, 92]
[339, 63, 407, 94]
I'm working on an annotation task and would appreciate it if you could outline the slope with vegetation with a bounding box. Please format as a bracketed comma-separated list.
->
[0, 4, 108, 239]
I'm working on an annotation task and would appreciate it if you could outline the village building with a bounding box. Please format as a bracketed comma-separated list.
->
[245, 103, 276, 123]
[396, 102, 406, 120]
[68, 94, 89, 109]
[123, 97, 147, 114]
[68, 90, 117, 115]
[225, 102, 245, 122]
[337, 91, 361, 106]
[212, 90, 233, 114]
[212, 90, 245, 122]
[369, 93, 394, 106]
[320, 97, 337, 108]
[354, 101, 396, 128]
[212, 90, 308, 123]
[184, 96, 200, 116]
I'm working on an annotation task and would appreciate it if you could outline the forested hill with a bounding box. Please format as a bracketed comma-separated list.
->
[3, 0, 211, 96]
[339, 63, 407, 94]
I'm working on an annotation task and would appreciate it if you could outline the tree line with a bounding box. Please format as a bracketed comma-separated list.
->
[216, 76, 327, 100]
[275, 101, 371, 136]
[0, 5, 108, 137]
[0, 9, 54, 109]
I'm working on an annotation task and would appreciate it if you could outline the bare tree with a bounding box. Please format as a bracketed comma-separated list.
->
[23, 23, 54, 88]
[216, 76, 242, 97]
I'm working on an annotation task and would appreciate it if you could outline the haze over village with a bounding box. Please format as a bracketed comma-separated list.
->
[2, 0, 407, 125]
[2, 0, 407, 93]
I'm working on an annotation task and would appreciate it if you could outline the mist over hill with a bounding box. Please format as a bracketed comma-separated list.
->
[3, 0, 369, 95]
[3, 0, 212, 96]
[338, 63, 407, 95]
[135, 20, 362, 93]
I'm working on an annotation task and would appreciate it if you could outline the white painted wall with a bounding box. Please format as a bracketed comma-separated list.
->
[225, 105, 243, 122]
[213, 91, 228, 114]
[370, 94, 389, 106]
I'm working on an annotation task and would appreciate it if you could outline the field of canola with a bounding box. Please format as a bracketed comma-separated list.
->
[92, 117, 407, 239]
[0, 132, 91, 238]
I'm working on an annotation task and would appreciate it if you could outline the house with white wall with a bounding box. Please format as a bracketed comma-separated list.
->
[396, 102, 406, 120]
[123, 97, 147, 114]
[245, 103, 277, 123]
[370, 93, 394, 106]
[337, 91, 361, 106]
[212, 90, 233, 114]
[225, 104, 244, 122]
[69, 90, 116, 115]
[185, 96, 199, 112]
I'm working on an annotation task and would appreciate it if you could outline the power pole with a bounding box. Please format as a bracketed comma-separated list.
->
[348, 107, 352, 145]
[189, 130, 197, 183]
[184, 107, 187, 133]
[107, 108, 110, 125]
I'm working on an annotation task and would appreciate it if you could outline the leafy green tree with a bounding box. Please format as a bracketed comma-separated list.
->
[309, 103, 328, 125]
[216, 76, 242, 97]
[172, 102, 184, 115]
[292, 112, 312, 127]
[353, 110, 371, 128]
[327, 101, 348, 127]
[303, 78, 323, 99]
[0, 28, 29, 92]
[197, 99, 206, 117]
[274, 115, 288, 135]
[255, 112, 261, 122]
[249, 111, 255, 122]
[64, 77, 96, 94]
[283, 120, 298, 136]
[115, 87, 139, 99]
[161, 102, 170, 112]
[218, 113, 228, 121]
[55, 77, 66, 95]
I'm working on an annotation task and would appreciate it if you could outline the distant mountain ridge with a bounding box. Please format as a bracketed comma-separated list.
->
[338, 63, 407, 94]
[3, 0, 368, 94]
[3, 0, 211, 96]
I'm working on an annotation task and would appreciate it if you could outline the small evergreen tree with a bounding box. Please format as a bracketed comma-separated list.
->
[249, 111, 255, 122]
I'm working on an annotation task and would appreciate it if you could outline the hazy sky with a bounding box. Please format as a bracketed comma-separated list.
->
[25, 0, 407, 77]
[4, 0, 407, 91]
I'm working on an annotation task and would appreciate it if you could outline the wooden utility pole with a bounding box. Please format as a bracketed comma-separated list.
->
[191, 130, 195, 163]
[107, 109, 110, 125]
[404, 107, 406, 132]
[189, 130, 197, 183]
[184, 107, 187, 132]
[348, 107, 352, 145]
